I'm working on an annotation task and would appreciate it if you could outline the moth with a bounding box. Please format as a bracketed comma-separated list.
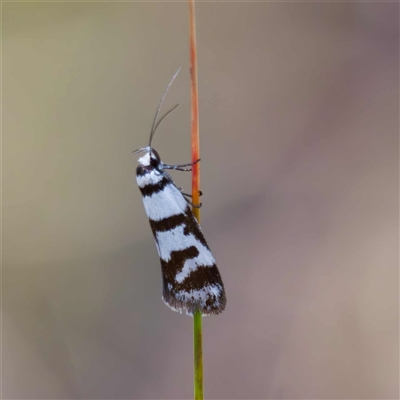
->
[133, 69, 226, 316]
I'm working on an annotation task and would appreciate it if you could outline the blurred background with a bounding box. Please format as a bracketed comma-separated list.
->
[2, 2, 398, 399]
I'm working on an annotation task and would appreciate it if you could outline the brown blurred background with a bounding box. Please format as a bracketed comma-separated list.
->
[2, 2, 398, 399]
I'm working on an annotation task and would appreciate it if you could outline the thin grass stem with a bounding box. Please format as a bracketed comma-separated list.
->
[189, 0, 203, 399]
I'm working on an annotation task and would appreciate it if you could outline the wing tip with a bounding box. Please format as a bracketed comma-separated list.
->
[162, 285, 226, 316]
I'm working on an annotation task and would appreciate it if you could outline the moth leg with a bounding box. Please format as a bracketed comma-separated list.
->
[180, 190, 203, 197]
[163, 158, 201, 171]
[174, 167, 193, 172]
[184, 198, 202, 208]
[179, 189, 202, 208]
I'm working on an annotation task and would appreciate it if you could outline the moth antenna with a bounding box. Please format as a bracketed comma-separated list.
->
[149, 67, 182, 147]
[152, 103, 179, 138]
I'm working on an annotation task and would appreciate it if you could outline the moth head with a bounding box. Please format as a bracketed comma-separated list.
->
[133, 146, 162, 173]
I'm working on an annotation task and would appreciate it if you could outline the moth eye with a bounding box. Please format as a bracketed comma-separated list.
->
[149, 148, 161, 167]
[150, 156, 159, 168]
[151, 149, 161, 160]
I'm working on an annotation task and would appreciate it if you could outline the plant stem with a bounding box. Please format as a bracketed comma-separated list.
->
[193, 310, 203, 400]
[189, 0, 200, 220]
[189, 0, 203, 399]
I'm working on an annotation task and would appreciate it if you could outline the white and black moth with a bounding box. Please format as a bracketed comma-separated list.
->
[133, 69, 226, 316]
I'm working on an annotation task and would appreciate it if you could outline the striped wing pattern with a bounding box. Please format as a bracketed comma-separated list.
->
[136, 164, 226, 316]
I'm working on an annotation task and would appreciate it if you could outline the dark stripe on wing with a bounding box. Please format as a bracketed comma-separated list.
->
[160, 246, 200, 282]
[181, 207, 208, 247]
[163, 260, 224, 291]
[139, 177, 170, 197]
[177, 264, 224, 291]
[149, 212, 187, 233]
[149, 206, 208, 248]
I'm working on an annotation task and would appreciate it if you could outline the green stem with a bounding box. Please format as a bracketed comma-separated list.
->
[193, 310, 203, 400]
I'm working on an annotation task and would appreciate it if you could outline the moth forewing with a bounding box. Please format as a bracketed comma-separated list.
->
[135, 155, 226, 316]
